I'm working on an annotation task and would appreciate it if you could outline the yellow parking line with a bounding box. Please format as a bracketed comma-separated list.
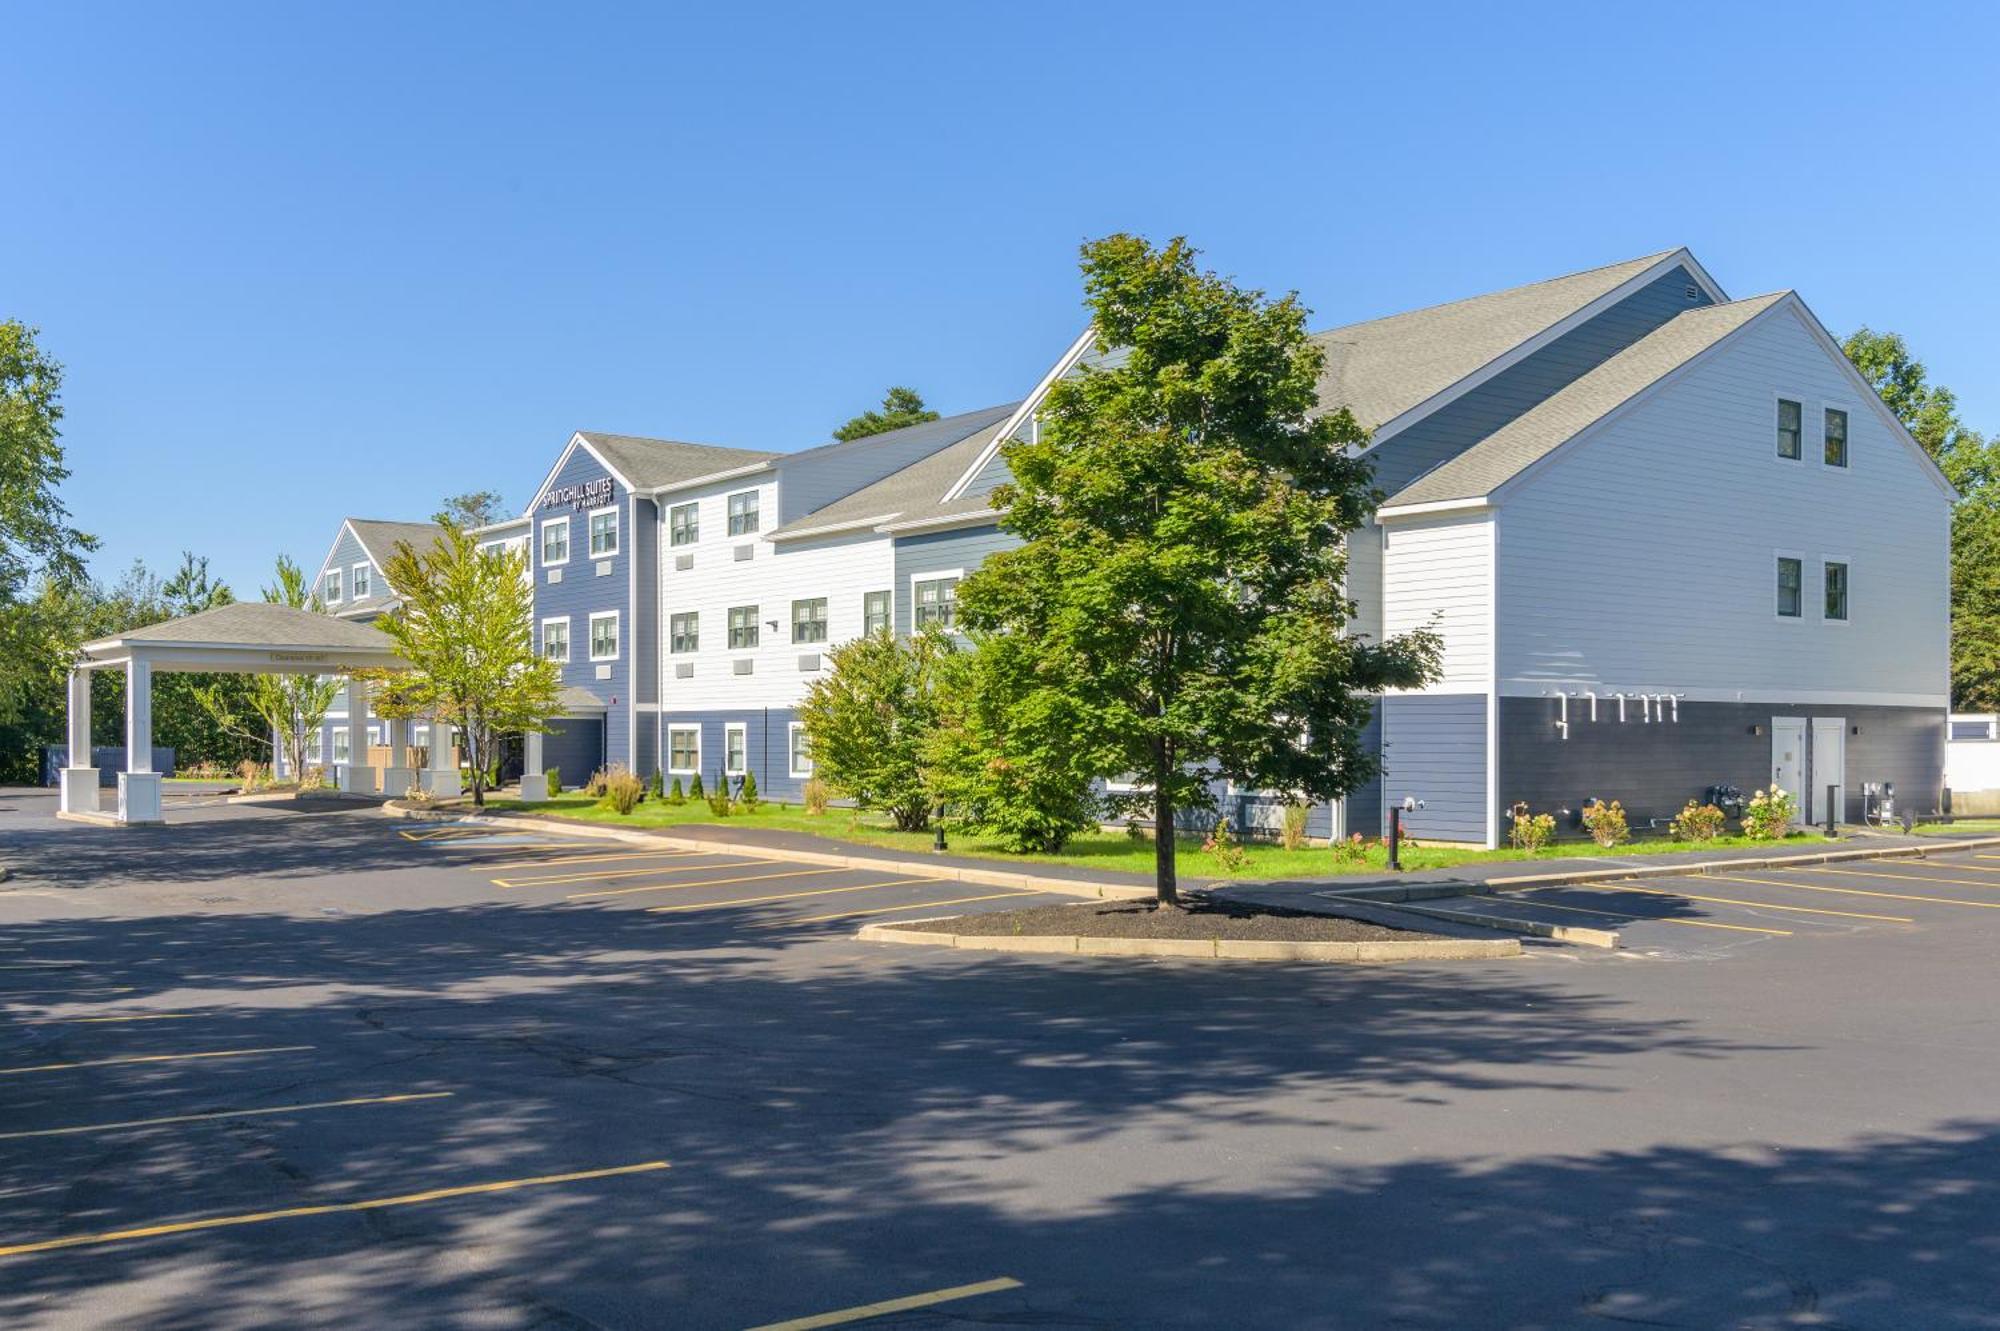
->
[495, 858, 759, 888]
[398, 827, 490, 841]
[1, 1045, 313, 1077]
[773, 891, 1041, 927]
[1590, 881, 1911, 922]
[1498, 895, 1792, 935]
[428, 841, 595, 854]
[0, 1159, 670, 1260]
[746, 1277, 1023, 1331]
[569, 867, 833, 901]
[1702, 871, 2000, 909]
[14, 1012, 204, 1026]
[1788, 864, 2000, 891]
[477, 849, 699, 872]
[0, 1091, 454, 1141]
[648, 878, 936, 914]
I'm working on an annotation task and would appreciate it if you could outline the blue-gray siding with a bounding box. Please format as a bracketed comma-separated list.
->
[891, 525, 1017, 634]
[535, 448, 633, 770]
[1380, 693, 1488, 844]
[662, 708, 810, 802]
[633, 496, 659, 706]
[960, 446, 1015, 501]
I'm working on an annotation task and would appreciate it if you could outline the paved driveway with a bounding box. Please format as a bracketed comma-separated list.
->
[3, 792, 1999, 1328]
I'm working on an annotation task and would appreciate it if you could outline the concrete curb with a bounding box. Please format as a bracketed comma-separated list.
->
[1332, 895, 1620, 949]
[378, 802, 1155, 903]
[1479, 834, 2000, 890]
[856, 918, 1520, 962]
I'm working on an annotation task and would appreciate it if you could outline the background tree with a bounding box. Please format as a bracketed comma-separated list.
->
[195, 555, 342, 782]
[433, 490, 507, 529]
[1843, 328, 2000, 709]
[961, 234, 1441, 905]
[361, 523, 559, 807]
[832, 387, 939, 442]
[797, 626, 955, 830]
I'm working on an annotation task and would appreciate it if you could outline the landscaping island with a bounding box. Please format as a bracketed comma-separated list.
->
[897, 898, 1437, 943]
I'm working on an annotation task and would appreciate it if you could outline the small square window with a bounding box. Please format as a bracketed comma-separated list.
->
[1824, 561, 1849, 620]
[541, 518, 570, 565]
[589, 508, 619, 557]
[792, 597, 827, 644]
[727, 490, 760, 536]
[1777, 398, 1802, 460]
[914, 576, 959, 628]
[668, 727, 700, 774]
[863, 590, 891, 636]
[1824, 408, 1848, 468]
[669, 502, 699, 547]
[670, 612, 698, 654]
[728, 605, 759, 650]
[541, 619, 570, 662]
[1777, 556, 1803, 618]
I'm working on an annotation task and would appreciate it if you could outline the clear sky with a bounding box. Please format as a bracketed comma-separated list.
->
[8, 1, 1997, 595]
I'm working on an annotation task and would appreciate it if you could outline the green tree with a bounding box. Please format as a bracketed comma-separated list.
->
[152, 552, 264, 769]
[195, 555, 344, 782]
[0, 321, 94, 601]
[962, 234, 1441, 905]
[832, 387, 940, 442]
[797, 627, 956, 830]
[433, 490, 507, 529]
[361, 523, 560, 806]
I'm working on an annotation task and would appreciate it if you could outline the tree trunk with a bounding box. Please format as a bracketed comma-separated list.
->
[1153, 739, 1178, 908]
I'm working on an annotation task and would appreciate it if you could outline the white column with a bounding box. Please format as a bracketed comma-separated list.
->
[59, 667, 98, 816]
[520, 727, 548, 802]
[422, 714, 461, 797]
[383, 713, 415, 800]
[118, 656, 162, 824]
[340, 677, 374, 793]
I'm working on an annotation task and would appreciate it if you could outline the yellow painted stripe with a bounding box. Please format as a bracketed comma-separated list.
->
[0, 1091, 454, 1141]
[1788, 864, 2000, 891]
[746, 1277, 1023, 1331]
[14, 1012, 204, 1026]
[0, 1045, 313, 1077]
[773, 891, 1041, 927]
[476, 849, 698, 872]
[648, 878, 935, 914]
[495, 857, 758, 888]
[1702, 871, 2000, 909]
[569, 867, 833, 901]
[0, 1160, 670, 1260]
[1499, 895, 1792, 935]
[1588, 881, 1911, 922]
[429, 841, 596, 854]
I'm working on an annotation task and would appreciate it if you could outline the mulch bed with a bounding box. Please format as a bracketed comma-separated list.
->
[899, 897, 1439, 942]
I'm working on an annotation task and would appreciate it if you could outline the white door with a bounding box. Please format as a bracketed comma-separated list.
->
[1810, 718, 1846, 826]
[1771, 717, 1806, 826]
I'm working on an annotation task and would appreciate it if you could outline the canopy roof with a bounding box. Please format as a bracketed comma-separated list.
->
[77, 602, 405, 674]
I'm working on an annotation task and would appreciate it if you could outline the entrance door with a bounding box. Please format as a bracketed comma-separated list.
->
[1771, 717, 1806, 826]
[1810, 717, 1846, 826]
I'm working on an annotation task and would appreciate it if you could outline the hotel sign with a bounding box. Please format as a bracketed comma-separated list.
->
[541, 477, 614, 513]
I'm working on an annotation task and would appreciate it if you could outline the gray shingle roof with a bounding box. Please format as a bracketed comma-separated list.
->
[1382, 293, 1788, 508]
[1312, 250, 1683, 432]
[577, 432, 779, 491]
[87, 602, 395, 652]
[770, 411, 1016, 539]
[347, 519, 447, 573]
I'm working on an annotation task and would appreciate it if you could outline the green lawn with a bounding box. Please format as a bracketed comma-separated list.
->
[484, 793, 1833, 880]
[1912, 819, 2000, 836]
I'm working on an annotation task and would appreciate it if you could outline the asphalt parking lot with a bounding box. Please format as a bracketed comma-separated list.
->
[4, 791, 2000, 1328]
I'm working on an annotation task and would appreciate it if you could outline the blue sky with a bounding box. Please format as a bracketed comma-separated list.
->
[8, 1, 1997, 594]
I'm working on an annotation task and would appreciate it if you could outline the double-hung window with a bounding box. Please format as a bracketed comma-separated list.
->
[589, 611, 619, 660]
[541, 618, 570, 662]
[863, 590, 891, 636]
[323, 569, 342, 604]
[668, 725, 700, 774]
[725, 724, 747, 775]
[670, 612, 698, 653]
[728, 605, 759, 650]
[669, 502, 699, 546]
[792, 597, 828, 643]
[1777, 556, 1803, 618]
[789, 723, 813, 777]
[727, 490, 759, 536]
[541, 517, 570, 566]
[914, 576, 959, 628]
[1824, 561, 1849, 621]
[1777, 398, 1803, 460]
[351, 564, 371, 598]
[332, 729, 351, 765]
[588, 507, 619, 557]
[1824, 408, 1849, 468]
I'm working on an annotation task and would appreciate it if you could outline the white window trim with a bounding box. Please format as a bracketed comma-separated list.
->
[1822, 553, 1852, 626]
[586, 503, 620, 558]
[724, 722, 748, 775]
[349, 561, 372, 599]
[791, 596, 829, 644]
[1773, 390, 1806, 465]
[332, 730, 352, 764]
[726, 489, 761, 536]
[668, 501, 700, 547]
[323, 568, 343, 604]
[1775, 548, 1806, 623]
[1821, 402, 1854, 471]
[540, 516, 572, 568]
[862, 589, 892, 636]
[669, 611, 698, 654]
[910, 568, 964, 628]
[788, 722, 813, 778]
[588, 610, 621, 662]
[540, 615, 572, 662]
[666, 724, 701, 775]
[727, 604, 761, 651]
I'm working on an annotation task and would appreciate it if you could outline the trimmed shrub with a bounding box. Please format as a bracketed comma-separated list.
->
[668, 777, 685, 805]
[545, 767, 563, 798]
[1508, 802, 1556, 854]
[1580, 798, 1630, 848]
[1280, 801, 1311, 851]
[648, 768, 664, 800]
[1670, 801, 1726, 842]
[802, 777, 829, 815]
[688, 772, 704, 801]
[738, 769, 759, 809]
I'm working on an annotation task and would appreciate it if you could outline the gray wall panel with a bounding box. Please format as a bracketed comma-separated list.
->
[1380, 694, 1488, 843]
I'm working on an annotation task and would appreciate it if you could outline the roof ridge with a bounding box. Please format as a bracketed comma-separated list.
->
[1314, 249, 1682, 339]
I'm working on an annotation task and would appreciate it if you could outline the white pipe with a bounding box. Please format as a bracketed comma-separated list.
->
[1556, 693, 1568, 739]
[1586, 691, 1597, 722]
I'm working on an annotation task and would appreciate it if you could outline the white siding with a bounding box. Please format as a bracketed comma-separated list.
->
[1495, 306, 1951, 706]
[1380, 512, 1493, 691]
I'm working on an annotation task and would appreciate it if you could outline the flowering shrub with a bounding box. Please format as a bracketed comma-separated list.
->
[1333, 832, 1371, 864]
[1509, 802, 1556, 853]
[1202, 815, 1246, 871]
[1580, 798, 1630, 848]
[1741, 787, 1797, 840]
[1670, 801, 1726, 842]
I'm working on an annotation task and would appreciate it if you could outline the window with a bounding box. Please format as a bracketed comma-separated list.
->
[541, 517, 570, 566]
[367, 722, 384, 747]
[789, 723, 813, 777]
[792, 597, 828, 643]
[323, 568, 342, 603]
[670, 611, 698, 653]
[1824, 408, 1849, 468]
[1777, 398, 1802, 460]
[332, 729, 351, 764]
[727, 490, 760, 536]
[541, 618, 570, 662]
[669, 501, 699, 546]
[863, 590, 891, 635]
[728, 605, 759, 650]
[914, 576, 959, 628]
[668, 725, 700, 774]
[1824, 560, 1849, 621]
[589, 611, 619, 660]
[351, 563, 371, 599]
[588, 506, 619, 557]
[1777, 556, 1803, 618]
[725, 723, 747, 775]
